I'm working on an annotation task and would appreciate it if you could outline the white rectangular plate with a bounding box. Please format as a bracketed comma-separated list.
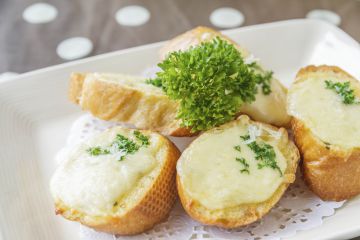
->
[1, 19, 360, 240]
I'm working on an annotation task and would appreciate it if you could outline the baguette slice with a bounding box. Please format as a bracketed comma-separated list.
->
[69, 73, 191, 136]
[160, 26, 290, 127]
[287, 65, 360, 201]
[50, 127, 180, 235]
[176, 115, 299, 228]
[70, 27, 290, 137]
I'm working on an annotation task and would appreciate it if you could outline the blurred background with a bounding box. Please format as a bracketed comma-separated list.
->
[0, 0, 359, 77]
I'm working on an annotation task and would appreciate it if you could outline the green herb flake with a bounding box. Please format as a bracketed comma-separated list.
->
[86, 146, 110, 156]
[236, 157, 250, 174]
[133, 130, 150, 146]
[112, 134, 140, 160]
[147, 37, 273, 132]
[240, 134, 282, 176]
[325, 80, 360, 105]
[240, 134, 250, 141]
[248, 62, 273, 95]
[234, 145, 241, 152]
[86, 131, 150, 161]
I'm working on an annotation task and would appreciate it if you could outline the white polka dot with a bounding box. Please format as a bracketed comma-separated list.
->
[210, 7, 245, 28]
[306, 9, 341, 26]
[115, 5, 150, 27]
[56, 37, 93, 61]
[0, 72, 19, 82]
[23, 3, 58, 24]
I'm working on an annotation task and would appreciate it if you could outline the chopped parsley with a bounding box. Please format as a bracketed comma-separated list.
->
[147, 37, 273, 132]
[86, 131, 150, 161]
[325, 80, 360, 105]
[241, 134, 283, 176]
[248, 62, 273, 95]
[236, 157, 250, 174]
[240, 134, 250, 141]
[234, 145, 241, 152]
[112, 134, 140, 161]
[86, 146, 110, 156]
[134, 130, 150, 146]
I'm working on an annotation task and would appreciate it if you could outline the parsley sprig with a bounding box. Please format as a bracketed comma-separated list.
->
[147, 37, 273, 132]
[325, 80, 360, 105]
[86, 130, 150, 161]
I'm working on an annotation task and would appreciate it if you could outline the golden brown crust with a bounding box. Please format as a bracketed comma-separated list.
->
[290, 65, 360, 201]
[69, 73, 86, 104]
[54, 132, 181, 235]
[176, 115, 299, 228]
[159, 26, 248, 60]
[70, 73, 192, 137]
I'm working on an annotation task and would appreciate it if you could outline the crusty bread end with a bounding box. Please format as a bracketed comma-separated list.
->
[289, 65, 360, 201]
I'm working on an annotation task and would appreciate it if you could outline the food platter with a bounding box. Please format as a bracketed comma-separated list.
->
[1, 19, 360, 240]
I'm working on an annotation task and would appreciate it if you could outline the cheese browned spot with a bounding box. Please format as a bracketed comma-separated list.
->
[177, 120, 287, 210]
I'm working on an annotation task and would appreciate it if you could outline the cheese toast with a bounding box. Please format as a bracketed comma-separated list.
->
[50, 127, 180, 235]
[176, 115, 299, 228]
[288, 65, 360, 201]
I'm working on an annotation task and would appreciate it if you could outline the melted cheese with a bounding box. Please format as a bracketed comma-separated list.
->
[177, 122, 287, 210]
[288, 74, 360, 148]
[50, 127, 160, 216]
[240, 77, 290, 127]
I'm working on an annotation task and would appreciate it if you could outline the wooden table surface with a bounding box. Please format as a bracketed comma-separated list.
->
[0, 0, 359, 74]
[1, 1, 360, 239]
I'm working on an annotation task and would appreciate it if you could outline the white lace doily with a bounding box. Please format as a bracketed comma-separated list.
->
[59, 114, 345, 240]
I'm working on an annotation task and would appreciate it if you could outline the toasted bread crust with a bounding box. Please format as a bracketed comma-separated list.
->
[69, 73, 86, 104]
[69, 73, 192, 137]
[54, 132, 181, 235]
[159, 26, 249, 60]
[176, 116, 299, 228]
[290, 65, 360, 201]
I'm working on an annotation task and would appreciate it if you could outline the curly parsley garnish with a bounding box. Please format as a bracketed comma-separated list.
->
[86, 131, 150, 161]
[325, 80, 360, 105]
[147, 37, 273, 132]
[240, 134, 282, 176]
[145, 78, 162, 87]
